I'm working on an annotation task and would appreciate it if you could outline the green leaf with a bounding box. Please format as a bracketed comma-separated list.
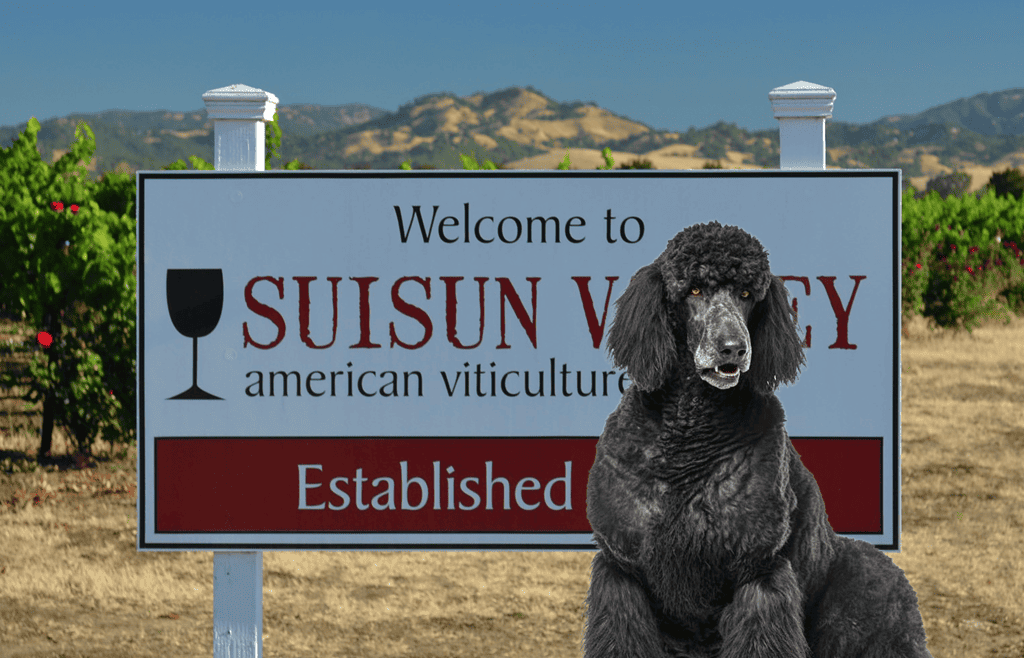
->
[46, 271, 61, 294]
[188, 155, 214, 170]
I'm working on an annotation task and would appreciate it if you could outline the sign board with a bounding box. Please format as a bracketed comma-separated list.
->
[136, 170, 901, 550]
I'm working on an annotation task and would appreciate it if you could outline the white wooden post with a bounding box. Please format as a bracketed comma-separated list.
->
[202, 83, 278, 658]
[769, 81, 836, 169]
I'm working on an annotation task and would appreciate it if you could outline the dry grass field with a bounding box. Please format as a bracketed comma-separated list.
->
[1, 311, 1023, 657]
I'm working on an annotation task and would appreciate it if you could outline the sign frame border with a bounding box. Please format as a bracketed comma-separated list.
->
[136, 168, 902, 552]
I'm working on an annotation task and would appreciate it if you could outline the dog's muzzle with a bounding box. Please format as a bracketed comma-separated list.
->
[700, 362, 744, 389]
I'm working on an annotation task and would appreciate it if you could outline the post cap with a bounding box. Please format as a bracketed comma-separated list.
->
[769, 81, 836, 119]
[203, 84, 279, 121]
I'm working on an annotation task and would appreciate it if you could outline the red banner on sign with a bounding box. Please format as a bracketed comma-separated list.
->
[155, 436, 881, 535]
[792, 438, 883, 534]
[155, 437, 593, 533]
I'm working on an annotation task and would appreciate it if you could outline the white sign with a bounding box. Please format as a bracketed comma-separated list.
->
[136, 170, 901, 550]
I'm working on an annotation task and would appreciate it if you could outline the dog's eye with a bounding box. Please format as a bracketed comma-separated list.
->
[691, 288, 701, 296]
[740, 291, 750, 299]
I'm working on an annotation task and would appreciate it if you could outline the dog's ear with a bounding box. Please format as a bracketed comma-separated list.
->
[746, 275, 806, 393]
[606, 263, 676, 391]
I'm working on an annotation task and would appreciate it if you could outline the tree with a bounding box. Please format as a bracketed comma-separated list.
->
[0, 110, 308, 463]
[0, 119, 136, 460]
[988, 167, 1024, 200]
[925, 170, 972, 199]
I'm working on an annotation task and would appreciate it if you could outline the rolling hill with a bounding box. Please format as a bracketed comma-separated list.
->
[2, 86, 1023, 195]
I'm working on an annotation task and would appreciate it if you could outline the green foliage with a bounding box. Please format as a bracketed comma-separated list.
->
[557, 147, 620, 170]
[0, 118, 136, 454]
[398, 160, 437, 170]
[0, 109, 304, 456]
[266, 110, 283, 167]
[92, 170, 136, 218]
[902, 187, 1024, 331]
[458, 152, 500, 170]
[988, 167, 1024, 200]
[555, 147, 618, 170]
[161, 154, 214, 171]
[265, 111, 311, 171]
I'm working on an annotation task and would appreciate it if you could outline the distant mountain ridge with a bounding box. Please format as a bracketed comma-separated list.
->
[872, 88, 1024, 136]
[2, 86, 1023, 194]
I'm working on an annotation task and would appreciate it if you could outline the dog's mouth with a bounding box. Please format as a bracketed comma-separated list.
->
[700, 363, 742, 389]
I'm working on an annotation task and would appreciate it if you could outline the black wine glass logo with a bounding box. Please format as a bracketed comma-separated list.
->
[166, 268, 224, 400]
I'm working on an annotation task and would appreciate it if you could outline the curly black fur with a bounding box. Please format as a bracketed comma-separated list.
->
[584, 222, 931, 658]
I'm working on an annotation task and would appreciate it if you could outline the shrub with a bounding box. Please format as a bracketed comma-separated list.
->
[988, 167, 1024, 200]
[925, 170, 972, 199]
[619, 158, 653, 169]
[903, 187, 1024, 331]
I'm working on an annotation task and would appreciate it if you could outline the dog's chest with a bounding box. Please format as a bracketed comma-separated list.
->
[589, 390, 794, 569]
[656, 435, 790, 553]
[593, 427, 791, 560]
[638, 428, 795, 619]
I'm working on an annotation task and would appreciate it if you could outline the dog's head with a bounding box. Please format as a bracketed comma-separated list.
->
[606, 221, 805, 394]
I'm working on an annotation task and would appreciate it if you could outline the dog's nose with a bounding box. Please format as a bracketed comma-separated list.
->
[718, 338, 746, 359]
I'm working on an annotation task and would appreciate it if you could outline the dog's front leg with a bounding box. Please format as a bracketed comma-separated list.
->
[584, 550, 670, 658]
[718, 557, 810, 658]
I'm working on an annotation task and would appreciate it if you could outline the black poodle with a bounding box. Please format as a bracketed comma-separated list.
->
[584, 221, 931, 657]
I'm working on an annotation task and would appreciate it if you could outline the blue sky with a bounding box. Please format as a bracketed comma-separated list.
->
[3, 0, 1022, 134]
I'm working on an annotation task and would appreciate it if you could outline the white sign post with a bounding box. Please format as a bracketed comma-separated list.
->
[209, 83, 277, 658]
[137, 82, 902, 657]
